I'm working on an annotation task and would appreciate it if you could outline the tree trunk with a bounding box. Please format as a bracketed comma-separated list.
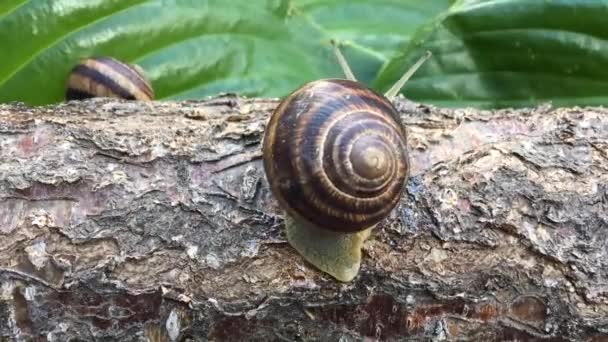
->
[0, 96, 606, 341]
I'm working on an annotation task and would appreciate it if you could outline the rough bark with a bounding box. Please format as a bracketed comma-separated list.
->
[0, 95, 606, 342]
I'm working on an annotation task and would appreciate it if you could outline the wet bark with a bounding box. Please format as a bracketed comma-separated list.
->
[0, 96, 606, 341]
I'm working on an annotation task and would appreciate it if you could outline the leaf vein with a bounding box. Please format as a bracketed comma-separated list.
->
[0, 0, 30, 21]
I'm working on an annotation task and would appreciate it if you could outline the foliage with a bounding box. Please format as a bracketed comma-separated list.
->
[0, 0, 606, 108]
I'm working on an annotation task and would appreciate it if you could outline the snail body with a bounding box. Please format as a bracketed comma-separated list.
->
[65, 56, 154, 101]
[262, 43, 431, 282]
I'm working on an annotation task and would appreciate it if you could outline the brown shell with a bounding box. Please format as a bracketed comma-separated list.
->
[262, 79, 409, 233]
[65, 56, 154, 101]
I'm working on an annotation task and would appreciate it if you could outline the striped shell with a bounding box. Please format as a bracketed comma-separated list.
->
[263, 79, 409, 233]
[65, 56, 154, 101]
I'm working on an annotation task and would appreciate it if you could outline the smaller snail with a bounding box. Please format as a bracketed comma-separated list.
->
[263, 42, 431, 282]
[65, 56, 154, 101]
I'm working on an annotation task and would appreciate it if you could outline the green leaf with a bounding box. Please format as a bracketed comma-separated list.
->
[288, 0, 451, 85]
[375, 0, 608, 108]
[0, 0, 315, 105]
[0, 0, 450, 106]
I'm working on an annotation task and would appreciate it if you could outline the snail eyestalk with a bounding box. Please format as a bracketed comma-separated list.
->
[331, 39, 357, 82]
[384, 50, 432, 100]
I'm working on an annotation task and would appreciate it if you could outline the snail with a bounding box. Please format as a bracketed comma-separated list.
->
[65, 56, 154, 101]
[262, 41, 431, 282]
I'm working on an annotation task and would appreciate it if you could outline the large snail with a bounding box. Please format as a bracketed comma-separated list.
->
[262, 42, 431, 282]
[65, 56, 154, 101]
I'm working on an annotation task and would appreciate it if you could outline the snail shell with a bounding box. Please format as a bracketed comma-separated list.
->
[263, 78, 409, 233]
[65, 56, 154, 101]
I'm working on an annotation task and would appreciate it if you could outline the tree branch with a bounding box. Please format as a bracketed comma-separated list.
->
[0, 96, 606, 341]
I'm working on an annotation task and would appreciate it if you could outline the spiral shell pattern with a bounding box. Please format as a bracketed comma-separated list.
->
[65, 56, 154, 101]
[263, 79, 409, 233]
